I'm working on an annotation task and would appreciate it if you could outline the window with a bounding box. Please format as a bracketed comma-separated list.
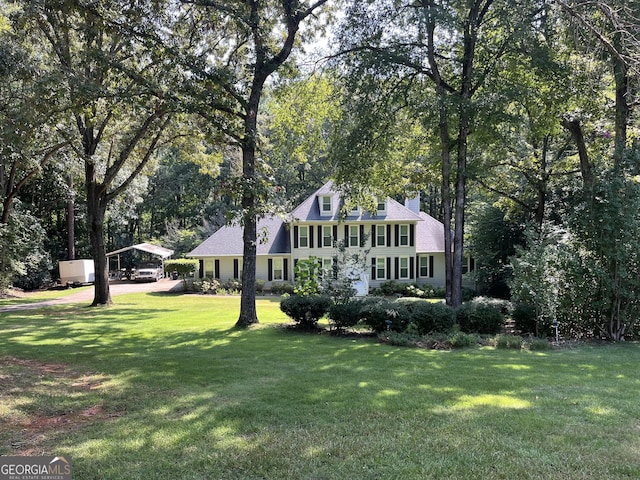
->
[377, 199, 386, 214]
[321, 257, 333, 278]
[349, 225, 359, 247]
[399, 257, 409, 279]
[321, 195, 332, 214]
[399, 224, 409, 246]
[322, 226, 333, 247]
[376, 258, 386, 279]
[462, 256, 475, 274]
[273, 258, 283, 281]
[419, 257, 429, 277]
[348, 206, 360, 216]
[298, 226, 309, 248]
[376, 225, 385, 246]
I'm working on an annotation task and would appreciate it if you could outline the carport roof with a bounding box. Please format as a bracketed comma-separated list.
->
[106, 243, 174, 259]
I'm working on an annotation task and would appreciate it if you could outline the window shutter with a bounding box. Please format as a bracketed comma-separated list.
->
[371, 225, 376, 247]
[318, 226, 322, 248]
[233, 259, 239, 279]
[344, 225, 349, 243]
[309, 226, 314, 248]
[395, 225, 400, 247]
[332, 257, 338, 279]
[371, 257, 376, 280]
[416, 255, 420, 277]
[386, 257, 392, 280]
[268, 259, 273, 281]
[333, 225, 338, 244]
[215, 259, 220, 279]
[394, 257, 399, 279]
[199, 260, 204, 279]
[284, 258, 289, 280]
[410, 224, 415, 247]
[387, 225, 392, 247]
[294, 226, 299, 249]
[410, 256, 415, 279]
[360, 225, 365, 247]
[470, 257, 475, 272]
[429, 255, 434, 278]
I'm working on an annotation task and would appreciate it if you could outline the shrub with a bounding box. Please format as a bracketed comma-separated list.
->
[221, 278, 242, 293]
[397, 298, 455, 334]
[256, 278, 265, 293]
[358, 297, 410, 333]
[373, 280, 406, 297]
[456, 297, 505, 334]
[525, 338, 552, 351]
[195, 277, 220, 294]
[495, 334, 524, 350]
[328, 301, 362, 330]
[165, 259, 199, 279]
[448, 331, 477, 348]
[280, 294, 332, 328]
[270, 281, 295, 295]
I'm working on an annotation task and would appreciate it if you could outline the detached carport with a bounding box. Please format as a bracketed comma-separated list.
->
[106, 243, 174, 278]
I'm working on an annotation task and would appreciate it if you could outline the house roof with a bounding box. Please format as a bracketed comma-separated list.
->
[188, 216, 290, 257]
[416, 212, 445, 253]
[290, 181, 422, 223]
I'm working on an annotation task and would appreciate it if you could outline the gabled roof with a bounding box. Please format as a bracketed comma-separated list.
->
[107, 242, 174, 259]
[290, 181, 422, 222]
[188, 216, 290, 257]
[416, 212, 445, 253]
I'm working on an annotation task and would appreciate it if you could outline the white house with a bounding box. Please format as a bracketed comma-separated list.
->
[188, 181, 465, 290]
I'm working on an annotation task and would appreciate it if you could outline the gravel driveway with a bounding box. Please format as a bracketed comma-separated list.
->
[0, 279, 184, 312]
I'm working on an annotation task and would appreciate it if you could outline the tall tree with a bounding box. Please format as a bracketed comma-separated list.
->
[25, 0, 174, 305]
[334, 0, 547, 306]
[175, 0, 331, 327]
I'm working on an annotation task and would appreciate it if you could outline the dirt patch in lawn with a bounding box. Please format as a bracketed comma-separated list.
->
[0, 357, 123, 456]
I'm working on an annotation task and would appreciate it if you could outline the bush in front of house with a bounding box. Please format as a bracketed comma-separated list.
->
[396, 298, 455, 334]
[328, 300, 362, 331]
[456, 297, 506, 334]
[195, 277, 221, 294]
[280, 294, 332, 329]
[270, 281, 295, 295]
[358, 297, 410, 333]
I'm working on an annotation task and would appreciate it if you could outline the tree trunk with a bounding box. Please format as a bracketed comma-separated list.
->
[67, 174, 75, 260]
[235, 88, 261, 328]
[86, 162, 111, 306]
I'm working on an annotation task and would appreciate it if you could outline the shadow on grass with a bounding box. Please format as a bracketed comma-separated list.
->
[1, 301, 639, 478]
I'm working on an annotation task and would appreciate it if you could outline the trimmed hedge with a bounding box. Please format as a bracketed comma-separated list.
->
[280, 294, 332, 328]
[396, 298, 455, 334]
[455, 297, 506, 334]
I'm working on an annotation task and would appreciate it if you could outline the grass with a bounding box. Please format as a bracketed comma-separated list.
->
[0, 285, 92, 305]
[1, 293, 639, 479]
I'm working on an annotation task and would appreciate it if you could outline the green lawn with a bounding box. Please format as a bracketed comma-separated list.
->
[1, 293, 639, 479]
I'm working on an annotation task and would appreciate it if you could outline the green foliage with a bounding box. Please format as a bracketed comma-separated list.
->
[165, 259, 199, 278]
[327, 300, 362, 330]
[358, 297, 409, 333]
[320, 238, 367, 303]
[0, 207, 50, 292]
[396, 298, 454, 334]
[525, 338, 552, 351]
[221, 278, 242, 293]
[255, 278, 265, 293]
[270, 281, 295, 295]
[467, 203, 525, 298]
[194, 277, 220, 295]
[455, 297, 506, 334]
[494, 334, 524, 350]
[293, 257, 322, 296]
[447, 331, 478, 349]
[279, 294, 332, 329]
[512, 302, 552, 337]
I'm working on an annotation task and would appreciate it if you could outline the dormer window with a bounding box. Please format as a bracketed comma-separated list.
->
[320, 195, 333, 215]
[348, 206, 360, 216]
[376, 199, 387, 215]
